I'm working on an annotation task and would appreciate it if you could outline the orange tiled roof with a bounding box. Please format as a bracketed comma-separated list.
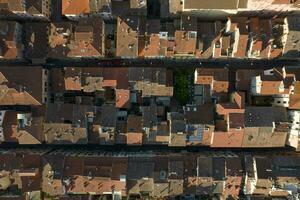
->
[102, 79, 117, 88]
[126, 132, 143, 145]
[289, 94, 300, 109]
[0, 85, 41, 106]
[270, 48, 283, 58]
[116, 17, 139, 57]
[196, 76, 213, 85]
[211, 129, 244, 148]
[234, 35, 248, 58]
[64, 77, 81, 91]
[294, 81, 300, 94]
[195, 68, 228, 84]
[62, 0, 90, 15]
[213, 81, 229, 93]
[174, 31, 197, 55]
[116, 89, 130, 108]
[67, 175, 126, 195]
[260, 81, 283, 95]
[224, 176, 242, 197]
[144, 34, 161, 57]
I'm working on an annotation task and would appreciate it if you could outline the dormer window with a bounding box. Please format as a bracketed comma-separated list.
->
[159, 32, 168, 39]
[188, 31, 197, 39]
[128, 44, 135, 49]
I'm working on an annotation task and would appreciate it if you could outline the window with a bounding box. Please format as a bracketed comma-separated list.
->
[215, 41, 221, 48]
[159, 32, 168, 39]
[188, 31, 197, 39]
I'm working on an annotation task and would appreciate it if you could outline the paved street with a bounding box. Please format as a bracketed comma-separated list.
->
[0, 142, 296, 153]
[0, 58, 300, 69]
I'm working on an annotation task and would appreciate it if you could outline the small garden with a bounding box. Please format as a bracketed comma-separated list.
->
[174, 69, 194, 105]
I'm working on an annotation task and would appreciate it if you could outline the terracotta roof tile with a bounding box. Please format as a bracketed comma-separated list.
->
[102, 79, 117, 88]
[0, 86, 41, 106]
[44, 123, 88, 144]
[62, 0, 90, 15]
[116, 89, 130, 108]
[144, 34, 161, 57]
[116, 16, 139, 57]
[174, 31, 197, 55]
[293, 81, 300, 94]
[242, 126, 287, 147]
[211, 129, 244, 147]
[0, 0, 25, 12]
[0, 66, 45, 104]
[0, 20, 22, 59]
[127, 115, 142, 133]
[260, 80, 283, 95]
[2, 111, 18, 142]
[236, 69, 264, 91]
[64, 77, 81, 91]
[289, 94, 300, 109]
[234, 35, 248, 58]
[103, 68, 129, 89]
[126, 132, 143, 145]
[67, 175, 126, 195]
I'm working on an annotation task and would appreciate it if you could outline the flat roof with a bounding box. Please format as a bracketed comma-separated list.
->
[184, 0, 240, 10]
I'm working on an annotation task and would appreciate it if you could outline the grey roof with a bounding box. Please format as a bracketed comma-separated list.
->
[212, 181, 225, 194]
[89, 0, 111, 13]
[212, 157, 225, 181]
[244, 107, 287, 127]
[272, 156, 300, 167]
[255, 157, 272, 179]
[197, 157, 213, 177]
[168, 160, 184, 179]
[100, 104, 117, 127]
[46, 103, 95, 126]
[127, 157, 154, 179]
[184, 104, 214, 125]
[272, 156, 300, 177]
[171, 120, 186, 133]
[283, 16, 300, 58]
[25, 22, 49, 59]
[129, 68, 167, 84]
[142, 104, 158, 128]
[169, 112, 186, 133]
